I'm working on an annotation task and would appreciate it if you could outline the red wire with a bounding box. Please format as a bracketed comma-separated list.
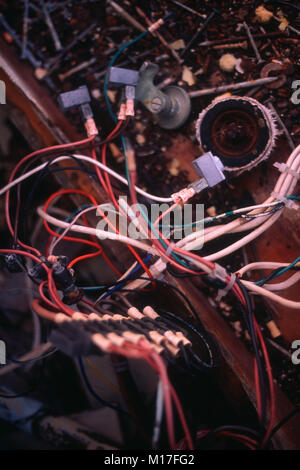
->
[254, 358, 262, 422]
[93, 125, 154, 282]
[5, 136, 95, 255]
[42, 188, 121, 275]
[39, 280, 59, 310]
[254, 320, 275, 447]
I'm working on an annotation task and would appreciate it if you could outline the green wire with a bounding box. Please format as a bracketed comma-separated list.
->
[255, 255, 300, 286]
[102, 30, 191, 267]
[103, 30, 149, 190]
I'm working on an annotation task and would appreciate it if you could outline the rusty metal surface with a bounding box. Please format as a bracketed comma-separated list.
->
[170, 276, 300, 450]
[1, 18, 299, 449]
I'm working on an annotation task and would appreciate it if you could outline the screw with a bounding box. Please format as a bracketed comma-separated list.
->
[243, 21, 264, 64]
[107, 0, 146, 34]
[39, 0, 63, 51]
[212, 41, 248, 51]
[198, 32, 284, 48]
[150, 96, 164, 113]
[168, 0, 207, 19]
[189, 76, 279, 98]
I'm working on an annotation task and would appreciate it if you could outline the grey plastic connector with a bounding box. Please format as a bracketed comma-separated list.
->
[107, 66, 139, 87]
[191, 152, 225, 192]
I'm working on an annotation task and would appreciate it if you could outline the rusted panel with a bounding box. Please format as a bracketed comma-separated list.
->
[171, 276, 300, 450]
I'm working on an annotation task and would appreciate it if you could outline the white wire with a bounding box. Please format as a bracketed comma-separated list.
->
[37, 206, 158, 256]
[179, 145, 300, 257]
[237, 261, 300, 277]
[0, 155, 173, 203]
[152, 379, 164, 449]
[241, 279, 300, 309]
[263, 272, 300, 291]
[0, 342, 53, 377]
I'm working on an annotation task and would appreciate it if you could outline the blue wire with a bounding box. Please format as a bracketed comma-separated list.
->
[78, 357, 129, 416]
[82, 254, 153, 298]
[255, 255, 300, 286]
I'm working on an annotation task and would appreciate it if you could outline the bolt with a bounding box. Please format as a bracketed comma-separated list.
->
[180, 8, 220, 57]
[243, 22, 264, 64]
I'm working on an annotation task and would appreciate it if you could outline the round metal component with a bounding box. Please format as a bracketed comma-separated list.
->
[156, 85, 191, 130]
[196, 96, 278, 172]
[260, 62, 286, 89]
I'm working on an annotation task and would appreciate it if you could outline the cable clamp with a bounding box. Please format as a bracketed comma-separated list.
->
[216, 273, 236, 301]
[165, 242, 175, 257]
[209, 263, 228, 283]
[271, 192, 299, 210]
[274, 162, 300, 180]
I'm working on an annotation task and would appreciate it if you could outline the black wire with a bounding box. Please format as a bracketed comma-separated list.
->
[107, 275, 222, 369]
[78, 356, 130, 416]
[157, 307, 221, 369]
[9, 347, 58, 364]
[18, 155, 97, 243]
[166, 263, 204, 278]
[0, 355, 46, 399]
[235, 279, 268, 434]
[258, 266, 300, 287]
[263, 0, 300, 12]
[11, 119, 130, 244]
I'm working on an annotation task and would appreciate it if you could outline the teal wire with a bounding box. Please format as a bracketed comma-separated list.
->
[101, 30, 189, 265]
[255, 255, 300, 286]
[103, 30, 149, 189]
[104, 30, 149, 124]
